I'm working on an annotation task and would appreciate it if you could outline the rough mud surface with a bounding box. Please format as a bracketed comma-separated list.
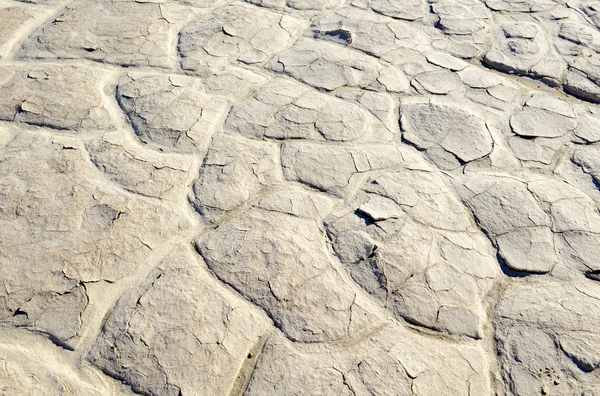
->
[2, 0, 600, 395]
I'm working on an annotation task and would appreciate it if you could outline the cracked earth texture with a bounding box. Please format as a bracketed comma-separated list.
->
[1, 0, 600, 395]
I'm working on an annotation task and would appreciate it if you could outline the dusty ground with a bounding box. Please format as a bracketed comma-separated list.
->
[1, 0, 600, 395]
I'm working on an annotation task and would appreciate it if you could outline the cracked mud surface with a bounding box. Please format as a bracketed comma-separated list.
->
[2, 0, 600, 395]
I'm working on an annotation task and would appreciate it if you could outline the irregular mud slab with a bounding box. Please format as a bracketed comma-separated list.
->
[483, 15, 564, 86]
[494, 280, 600, 395]
[503, 92, 577, 166]
[325, 169, 499, 338]
[86, 131, 193, 199]
[0, 132, 190, 347]
[458, 173, 600, 276]
[364, 0, 428, 21]
[116, 72, 229, 153]
[484, 0, 555, 12]
[310, 7, 435, 58]
[431, 0, 492, 59]
[455, 65, 522, 111]
[426, 51, 470, 71]
[225, 78, 373, 142]
[529, 178, 600, 275]
[280, 142, 418, 197]
[196, 198, 382, 343]
[506, 135, 565, 166]
[411, 69, 463, 95]
[510, 92, 577, 139]
[89, 248, 271, 396]
[565, 56, 600, 103]
[334, 89, 397, 133]
[246, 0, 344, 10]
[18, 0, 193, 68]
[179, 4, 303, 75]
[266, 38, 408, 92]
[457, 175, 558, 274]
[202, 67, 268, 100]
[246, 326, 491, 395]
[501, 2, 600, 103]
[190, 133, 282, 223]
[0, 65, 112, 131]
[573, 146, 600, 185]
[400, 98, 494, 170]
[251, 185, 335, 220]
[573, 108, 600, 143]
